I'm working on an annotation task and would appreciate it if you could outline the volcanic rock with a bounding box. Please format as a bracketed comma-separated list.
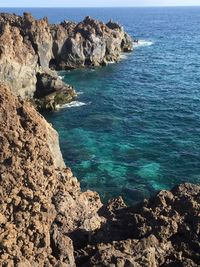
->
[0, 12, 133, 109]
[77, 184, 200, 266]
[0, 84, 199, 266]
[0, 84, 103, 266]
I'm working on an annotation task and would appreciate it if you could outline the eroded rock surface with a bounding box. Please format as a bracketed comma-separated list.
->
[77, 184, 200, 266]
[50, 16, 133, 69]
[0, 85, 199, 266]
[0, 22, 38, 99]
[0, 85, 103, 266]
[0, 13, 133, 109]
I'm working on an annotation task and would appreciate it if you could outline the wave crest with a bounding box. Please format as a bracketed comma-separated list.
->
[133, 40, 154, 48]
[59, 101, 90, 109]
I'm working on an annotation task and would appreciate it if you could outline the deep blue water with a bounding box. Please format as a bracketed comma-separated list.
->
[2, 7, 200, 203]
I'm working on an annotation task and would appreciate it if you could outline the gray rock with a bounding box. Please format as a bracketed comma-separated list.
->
[0, 12, 133, 107]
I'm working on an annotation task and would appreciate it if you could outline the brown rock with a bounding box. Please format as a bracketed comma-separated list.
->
[0, 85, 103, 266]
[0, 84, 199, 267]
[0, 23, 38, 98]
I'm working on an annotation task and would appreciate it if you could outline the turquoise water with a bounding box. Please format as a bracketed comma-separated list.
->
[3, 7, 200, 203]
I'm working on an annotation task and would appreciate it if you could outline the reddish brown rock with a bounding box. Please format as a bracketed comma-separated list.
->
[0, 84, 103, 266]
[77, 184, 200, 266]
[0, 84, 199, 266]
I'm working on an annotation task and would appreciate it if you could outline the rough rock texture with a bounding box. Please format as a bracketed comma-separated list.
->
[0, 85, 199, 266]
[0, 23, 38, 98]
[0, 85, 103, 266]
[0, 13, 133, 109]
[77, 184, 200, 266]
[34, 69, 77, 111]
[50, 16, 133, 69]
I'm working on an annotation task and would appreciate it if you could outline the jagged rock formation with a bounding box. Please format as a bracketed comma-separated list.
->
[0, 22, 38, 99]
[0, 84, 103, 266]
[50, 16, 133, 69]
[78, 184, 200, 266]
[34, 70, 77, 111]
[0, 84, 199, 266]
[0, 13, 133, 109]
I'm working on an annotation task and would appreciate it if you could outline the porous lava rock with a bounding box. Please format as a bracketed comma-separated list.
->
[0, 85, 199, 266]
[0, 84, 103, 266]
[77, 184, 200, 266]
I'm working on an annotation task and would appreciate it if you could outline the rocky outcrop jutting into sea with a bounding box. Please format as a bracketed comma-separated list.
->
[0, 13, 133, 110]
[0, 84, 199, 266]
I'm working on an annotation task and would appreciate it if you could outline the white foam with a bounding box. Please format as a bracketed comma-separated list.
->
[108, 61, 116, 64]
[120, 54, 128, 60]
[133, 40, 154, 48]
[77, 91, 84, 95]
[59, 101, 90, 109]
[58, 75, 64, 80]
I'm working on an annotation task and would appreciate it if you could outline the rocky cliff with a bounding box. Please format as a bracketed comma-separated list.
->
[0, 84, 199, 266]
[0, 84, 103, 266]
[0, 13, 133, 109]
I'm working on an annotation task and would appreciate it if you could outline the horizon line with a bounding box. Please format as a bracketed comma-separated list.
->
[1, 5, 200, 8]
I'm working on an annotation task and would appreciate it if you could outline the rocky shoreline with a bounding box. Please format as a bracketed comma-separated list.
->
[0, 86, 200, 266]
[0, 12, 133, 110]
[0, 12, 199, 267]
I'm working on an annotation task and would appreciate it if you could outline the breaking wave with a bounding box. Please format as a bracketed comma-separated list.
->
[133, 40, 154, 48]
[59, 101, 90, 108]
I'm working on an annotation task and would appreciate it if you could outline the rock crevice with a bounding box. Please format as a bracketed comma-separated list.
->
[0, 85, 199, 266]
[0, 13, 133, 110]
[0, 85, 103, 266]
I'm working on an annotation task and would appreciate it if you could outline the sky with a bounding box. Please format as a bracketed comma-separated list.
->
[1, 0, 200, 7]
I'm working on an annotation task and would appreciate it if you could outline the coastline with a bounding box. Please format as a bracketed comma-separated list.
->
[0, 10, 200, 267]
[0, 84, 199, 266]
[0, 12, 133, 110]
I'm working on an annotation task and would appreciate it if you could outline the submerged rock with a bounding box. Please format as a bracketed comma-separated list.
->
[0, 12, 133, 110]
[0, 84, 199, 266]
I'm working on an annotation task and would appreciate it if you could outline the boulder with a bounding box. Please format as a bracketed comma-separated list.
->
[34, 70, 77, 111]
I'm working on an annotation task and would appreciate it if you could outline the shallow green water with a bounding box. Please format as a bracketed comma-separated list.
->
[33, 7, 200, 204]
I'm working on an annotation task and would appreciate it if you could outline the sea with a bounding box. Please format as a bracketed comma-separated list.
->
[2, 7, 200, 204]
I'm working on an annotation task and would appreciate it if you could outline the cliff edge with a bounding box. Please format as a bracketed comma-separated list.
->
[0, 85, 199, 266]
[0, 84, 103, 266]
[0, 13, 133, 110]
